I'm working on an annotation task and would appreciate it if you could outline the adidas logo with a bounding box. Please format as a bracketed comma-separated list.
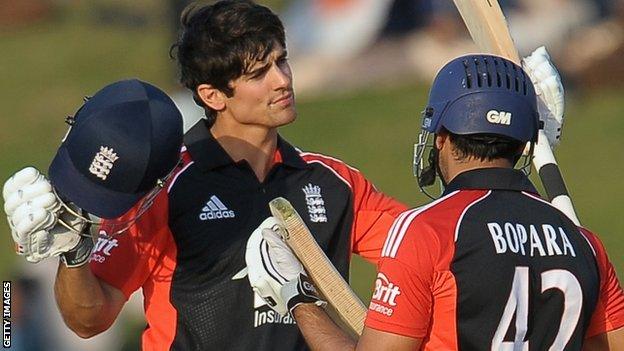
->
[199, 195, 236, 220]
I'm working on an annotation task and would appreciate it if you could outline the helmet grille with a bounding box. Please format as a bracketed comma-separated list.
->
[462, 56, 530, 95]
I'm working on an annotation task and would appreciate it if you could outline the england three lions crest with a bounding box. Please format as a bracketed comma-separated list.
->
[89, 146, 119, 180]
[302, 183, 327, 223]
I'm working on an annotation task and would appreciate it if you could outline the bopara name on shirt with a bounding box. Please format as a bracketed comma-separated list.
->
[487, 222, 577, 257]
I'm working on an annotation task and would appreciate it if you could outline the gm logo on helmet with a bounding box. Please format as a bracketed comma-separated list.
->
[486, 110, 512, 125]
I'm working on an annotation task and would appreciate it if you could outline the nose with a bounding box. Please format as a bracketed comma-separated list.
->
[269, 63, 291, 90]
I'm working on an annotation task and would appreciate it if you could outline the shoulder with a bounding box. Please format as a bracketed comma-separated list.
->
[299, 150, 361, 173]
[520, 192, 604, 257]
[382, 190, 491, 259]
[297, 149, 365, 188]
[576, 226, 606, 260]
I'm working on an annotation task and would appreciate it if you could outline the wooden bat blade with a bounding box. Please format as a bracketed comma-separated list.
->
[453, 0, 581, 224]
[269, 197, 367, 336]
[452, 0, 520, 63]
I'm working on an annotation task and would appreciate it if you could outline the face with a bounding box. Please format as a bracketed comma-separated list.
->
[223, 43, 296, 128]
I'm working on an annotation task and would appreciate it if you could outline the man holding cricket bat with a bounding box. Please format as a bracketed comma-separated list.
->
[3, 1, 407, 350]
[245, 54, 624, 350]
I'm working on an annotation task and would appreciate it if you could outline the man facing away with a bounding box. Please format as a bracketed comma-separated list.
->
[245, 54, 624, 350]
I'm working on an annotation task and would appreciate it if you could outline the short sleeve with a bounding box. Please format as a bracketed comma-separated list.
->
[364, 218, 440, 339]
[298, 152, 407, 264]
[89, 190, 172, 299]
[582, 229, 624, 337]
[347, 168, 407, 264]
[365, 258, 434, 338]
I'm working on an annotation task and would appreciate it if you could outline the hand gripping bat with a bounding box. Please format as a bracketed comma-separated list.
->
[269, 197, 366, 337]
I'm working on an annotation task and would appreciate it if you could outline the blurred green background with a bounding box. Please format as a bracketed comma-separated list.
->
[0, 0, 621, 319]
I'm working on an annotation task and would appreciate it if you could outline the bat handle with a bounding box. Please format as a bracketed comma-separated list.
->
[532, 130, 581, 226]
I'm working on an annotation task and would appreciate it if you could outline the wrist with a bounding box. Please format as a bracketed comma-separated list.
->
[60, 235, 94, 268]
[283, 273, 327, 315]
[291, 301, 325, 318]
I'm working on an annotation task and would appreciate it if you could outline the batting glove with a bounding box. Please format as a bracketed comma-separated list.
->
[245, 217, 326, 316]
[522, 46, 565, 148]
[3, 167, 93, 266]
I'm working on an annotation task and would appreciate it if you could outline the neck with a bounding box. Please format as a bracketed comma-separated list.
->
[444, 158, 513, 184]
[210, 118, 278, 182]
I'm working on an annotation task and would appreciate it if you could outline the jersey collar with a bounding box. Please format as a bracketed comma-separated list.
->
[442, 168, 538, 195]
[183, 119, 307, 171]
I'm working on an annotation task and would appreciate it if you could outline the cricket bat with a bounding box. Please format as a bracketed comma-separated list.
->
[453, 0, 581, 225]
[269, 197, 366, 337]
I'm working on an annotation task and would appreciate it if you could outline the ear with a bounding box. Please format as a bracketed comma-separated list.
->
[196, 84, 226, 112]
[435, 131, 449, 150]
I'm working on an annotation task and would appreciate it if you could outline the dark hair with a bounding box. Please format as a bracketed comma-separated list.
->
[170, 0, 286, 121]
[447, 130, 524, 163]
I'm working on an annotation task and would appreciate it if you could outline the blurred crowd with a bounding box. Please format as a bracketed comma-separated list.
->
[2, 0, 622, 96]
[281, 0, 624, 95]
[1, 0, 621, 350]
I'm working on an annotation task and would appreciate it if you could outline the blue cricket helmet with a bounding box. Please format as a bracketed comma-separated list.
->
[49, 79, 183, 219]
[423, 54, 538, 143]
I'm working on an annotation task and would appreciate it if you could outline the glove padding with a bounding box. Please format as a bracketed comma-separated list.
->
[3, 167, 90, 265]
[246, 217, 326, 316]
[522, 46, 564, 148]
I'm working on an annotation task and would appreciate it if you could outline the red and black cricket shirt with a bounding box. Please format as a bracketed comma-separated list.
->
[90, 120, 406, 350]
[366, 168, 624, 350]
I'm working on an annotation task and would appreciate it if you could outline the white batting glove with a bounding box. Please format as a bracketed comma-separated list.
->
[3, 167, 91, 265]
[245, 217, 326, 316]
[522, 46, 565, 148]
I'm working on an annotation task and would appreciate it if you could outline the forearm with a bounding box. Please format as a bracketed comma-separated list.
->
[293, 304, 357, 351]
[584, 328, 624, 351]
[54, 262, 122, 338]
